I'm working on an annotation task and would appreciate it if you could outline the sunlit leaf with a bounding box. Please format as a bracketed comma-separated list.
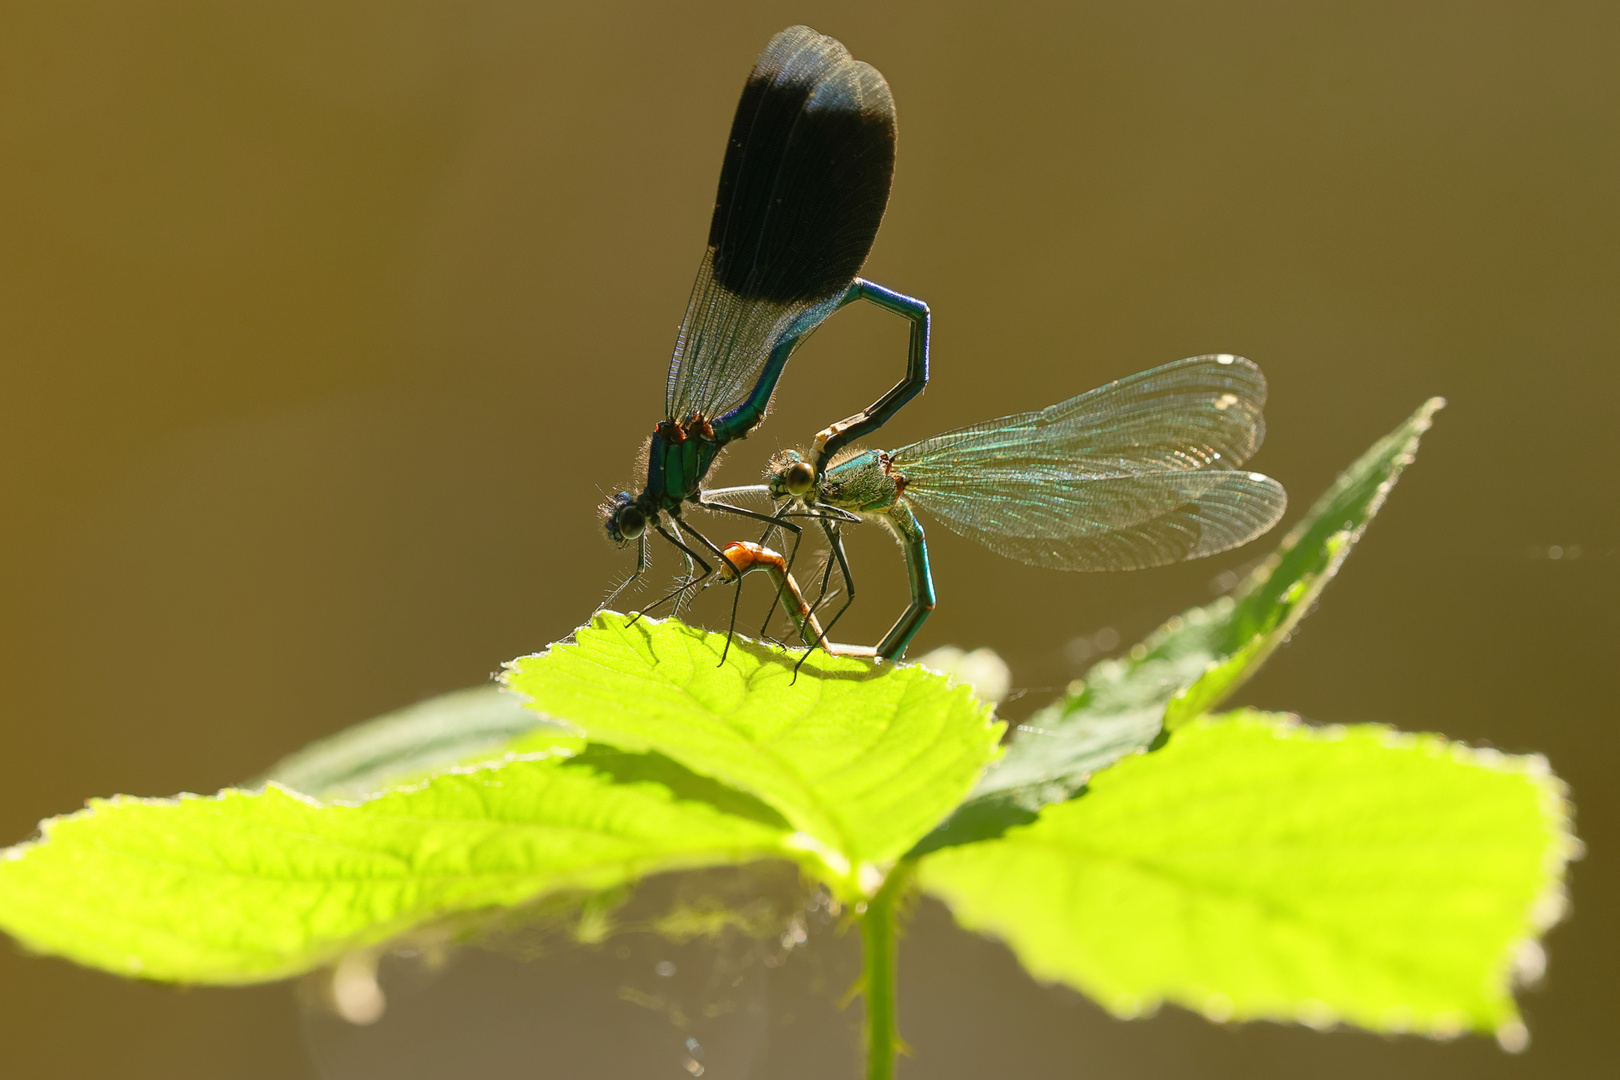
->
[918, 709, 1575, 1042]
[503, 614, 1002, 889]
[0, 751, 790, 984]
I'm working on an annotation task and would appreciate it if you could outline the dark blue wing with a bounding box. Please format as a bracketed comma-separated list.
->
[665, 26, 896, 422]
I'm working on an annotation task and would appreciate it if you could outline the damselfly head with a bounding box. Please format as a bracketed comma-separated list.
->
[766, 449, 816, 499]
[603, 492, 647, 543]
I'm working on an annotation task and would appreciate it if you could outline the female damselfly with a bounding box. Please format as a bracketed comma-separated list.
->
[715, 354, 1288, 659]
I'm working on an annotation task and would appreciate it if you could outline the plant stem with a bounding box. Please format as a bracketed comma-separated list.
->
[862, 860, 914, 1080]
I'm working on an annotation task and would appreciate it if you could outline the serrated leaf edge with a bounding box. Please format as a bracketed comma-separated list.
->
[1077, 711, 1580, 1047]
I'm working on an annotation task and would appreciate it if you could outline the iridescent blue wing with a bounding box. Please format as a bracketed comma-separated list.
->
[665, 26, 896, 423]
[893, 354, 1288, 571]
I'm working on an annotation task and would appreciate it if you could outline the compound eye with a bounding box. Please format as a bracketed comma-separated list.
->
[784, 460, 816, 497]
[615, 505, 646, 540]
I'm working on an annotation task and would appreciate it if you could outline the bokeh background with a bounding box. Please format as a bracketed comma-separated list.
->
[1, 1, 1614, 1076]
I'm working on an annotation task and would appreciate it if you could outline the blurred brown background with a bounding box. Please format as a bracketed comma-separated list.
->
[1, 1, 1614, 1076]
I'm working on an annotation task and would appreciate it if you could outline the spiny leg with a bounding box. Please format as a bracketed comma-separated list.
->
[700, 494, 804, 569]
[671, 515, 758, 663]
[793, 519, 859, 676]
[801, 504, 861, 617]
[761, 502, 859, 645]
[804, 518, 842, 614]
[636, 575, 699, 624]
[783, 502, 859, 596]
[673, 513, 734, 574]
[806, 549, 840, 622]
[699, 495, 804, 535]
[720, 555, 750, 664]
[628, 522, 716, 625]
[600, 533, 652, 614]
[672, 548, 700, 619]
[753, 502, 802, 641]
[698, 482, 794, 556]
[694, 494, 810, 645]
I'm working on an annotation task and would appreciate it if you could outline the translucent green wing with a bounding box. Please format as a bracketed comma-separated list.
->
[907, 469, 1287, 571]
[894, 355, 1288, 571]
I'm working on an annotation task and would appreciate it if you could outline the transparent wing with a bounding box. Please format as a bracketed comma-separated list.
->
[908, 469, 1286, 571]
[666, 26, 896, 422]
[894, 355, 1287, 570]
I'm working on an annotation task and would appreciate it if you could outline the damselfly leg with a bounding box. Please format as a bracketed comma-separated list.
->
[626, 521, 717, 626]
[600, 533, 652, 611]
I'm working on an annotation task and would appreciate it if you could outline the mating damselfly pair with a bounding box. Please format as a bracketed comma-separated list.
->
[599, 26, 1286, 663]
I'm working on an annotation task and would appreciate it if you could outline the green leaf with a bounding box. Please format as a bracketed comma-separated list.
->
[924, 398, 1446, 850]
[918, 709, 1576, 1042]
[255, 685, 577, 801]
[0, 751, 790, 984]
[1164, 396, 1448, 727]
[502, 614, 1002, 890]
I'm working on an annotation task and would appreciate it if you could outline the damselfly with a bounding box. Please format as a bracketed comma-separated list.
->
[716, 354, 1288, 659]
[601, 26, 929, 612]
